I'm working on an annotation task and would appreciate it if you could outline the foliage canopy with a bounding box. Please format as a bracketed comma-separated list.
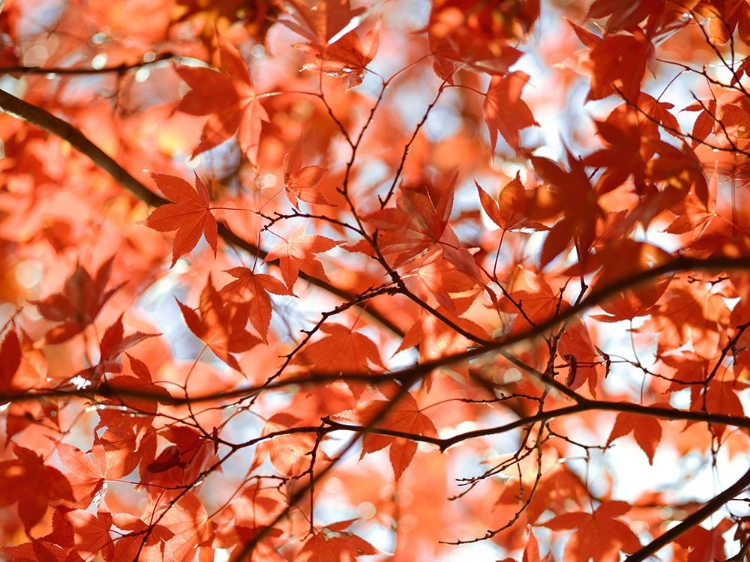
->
[1, 0, 750, 560]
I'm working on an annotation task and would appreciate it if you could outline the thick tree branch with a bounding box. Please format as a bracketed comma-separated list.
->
[626, 465, 750, 562]
[0, 53, 179, 76]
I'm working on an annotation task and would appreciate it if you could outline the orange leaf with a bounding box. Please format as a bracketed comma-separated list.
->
[283, 137, 332, 208]
[607, 412, 663, 464]
[177, 275, 261, 372]
[66, 510, 112, 558]
[299, 20, 381, 89]
[295, 323, 384, 374]
[483, 71, 538, 152]
[32, 257, 123, 344]
[542, 500, 641, 562]
[356, 393, 438, 481]
[367, 183, 454, 268]
[264, 226, 340, 288]
[221, 268, 295, 342]
[175, 35, 268, 161]
[523, 526, 542, 562]
[54, 440, 106, 506]
[145, 173, 218, 267]
[296, 522, 378, 562]
[0, 330, 21, 393]
[0, 444, 74, 531]
[584, 27, 654, 102]
[476, 173, 527, 231]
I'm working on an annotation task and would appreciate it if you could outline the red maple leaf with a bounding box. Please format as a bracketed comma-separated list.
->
[558, 322, 603, 395]
[279, 0, 367, 46]
[354, 392, 438, 481]
[569, 21, 654, 102]
[475, 173, 527, 231]
[174, 34, 268, 161]
[646, 139, 709, 207]
[66, 510, 112, 560]
[483, 71, 538, 152]
[674, 519, 734, 562]
[103, 356, 173, 417]
[541, 500, 641, 562]
[0, 444, 74, 531]
[427, 0, 531, 80]
[253, 413, 318, 476]
[299, 21, 381, 89]
[32, 257, 124, 344]
[221, 267, 295, 342]
[54, 440, 106, 507]
[367, 183, 453, 268]
[0, 329, 21, 394]
[145, 172, 218, 267]
[283, 137, 332, 208]
[103, 515, 174, 562]
[531, 150, 603, 266]
[295, 322, 385, 375]
[177, 275, 262, 372]
[607, 411, 663, 464]
[296, 520, 378, 562]
[264, 225, 340, 288]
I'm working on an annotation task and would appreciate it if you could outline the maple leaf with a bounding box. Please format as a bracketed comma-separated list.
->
[103, 515, 174, 562]
[569, 21, 654, 102]
[475, 173, 527, 231]
[283, 137, 332, 208]
[354, 392, 438, 481]
[682, 98, 718, 147]
[582, 108, 652, 195]
[296, 520, 378, 562]
[531, 150, 603, 266]
[674, 519, 734, 562]
[700, 377, 746, 437]
[264, 225, 341, 289]
[104, 365, 174, 417]
[0, 329, 21, 394]
[32, 257, 124, 344]
[637, 92, 682, 136]
[253, 413, 318, 476]
[221, 267, 295, 342]
[295, 322, 385, 376]
[607, 411, 663, 464]
[175, 34, 268, 161]
[177, 275, 262, 372]
[586, 0, 674, 32]
[367, 183, 453, 268]
[96, 314, 159, 373]
[497, 270, 568, 331]
[523, 526, 543, 562]
[427, 0, 531, 80]
[299, 21, 381, 89]
[541, 500, 641, 562]
[646, 139, 709, 206]
[145, 172, 218, 267]
[54, 440, 106, 507]
[483, 71, 538, 152]
[66, 509, 112, 559]
[145, 426, 218, 486]
[280, 0, 368, 47]
[592, 278, 669, 322]
[0, 444, 74, 531]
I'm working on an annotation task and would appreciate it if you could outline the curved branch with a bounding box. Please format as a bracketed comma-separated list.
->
[626, 466, 750, 562]
[0, 53, 179, 76]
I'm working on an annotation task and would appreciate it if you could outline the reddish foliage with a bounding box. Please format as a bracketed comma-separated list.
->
[0, 1, 749, 561]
